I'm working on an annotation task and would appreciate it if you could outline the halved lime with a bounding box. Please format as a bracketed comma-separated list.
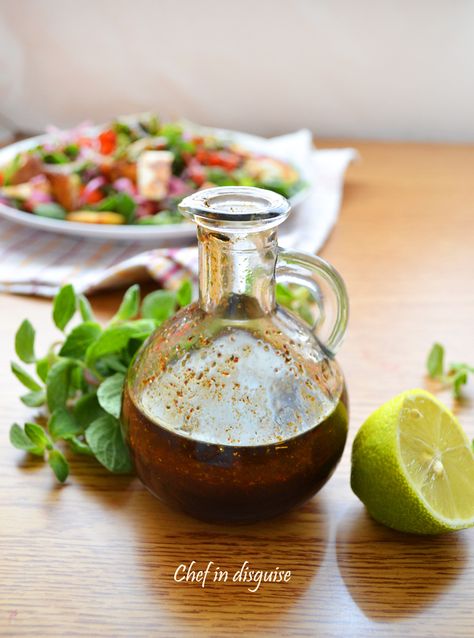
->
[351, 389, 474, 534]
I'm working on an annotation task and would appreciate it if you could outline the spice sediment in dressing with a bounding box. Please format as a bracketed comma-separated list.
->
[139, 331, 339, 446]
[122, 321, 348, 523]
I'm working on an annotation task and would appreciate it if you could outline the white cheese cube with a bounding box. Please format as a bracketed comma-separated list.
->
[137, 150, 174, 200]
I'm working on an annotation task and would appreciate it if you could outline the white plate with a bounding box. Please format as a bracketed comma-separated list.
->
[0, 126, 311, 243]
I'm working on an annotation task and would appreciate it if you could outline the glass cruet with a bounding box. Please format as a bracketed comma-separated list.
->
[122, 186, 349, 523]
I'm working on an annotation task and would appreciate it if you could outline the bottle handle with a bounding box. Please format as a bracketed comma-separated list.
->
[276, 249, 349, 356]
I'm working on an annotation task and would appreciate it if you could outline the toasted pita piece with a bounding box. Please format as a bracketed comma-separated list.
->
[10, 155, 43, 185]
[243, 157, 299, 184]
[66, 210, 125, 224]
[102, 160, 137, 184]
[45, 172, 81, 211]
[0, 182, 36, 200]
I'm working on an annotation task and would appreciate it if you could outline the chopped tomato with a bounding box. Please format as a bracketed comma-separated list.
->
[85, 189, 104, 204]
[136, 201, 156, 218]
[0, 173, 3, 186]
[98, 129, 117, 155]
[187, 165, 206, 187]
[79, 185, 104, 204]
[195, 150, 240, 171]
[218, 154, 240, 171]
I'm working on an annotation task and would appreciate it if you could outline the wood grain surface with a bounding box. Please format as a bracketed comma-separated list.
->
[1, 140, 473, 637]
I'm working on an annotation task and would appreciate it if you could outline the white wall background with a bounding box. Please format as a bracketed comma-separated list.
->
[1, 0, 473, 141]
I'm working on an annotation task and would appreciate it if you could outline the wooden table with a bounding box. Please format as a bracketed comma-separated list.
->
[1, 140, 473, 637]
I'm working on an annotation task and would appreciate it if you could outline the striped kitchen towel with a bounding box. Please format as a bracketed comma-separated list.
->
[0, 147, 356, 297]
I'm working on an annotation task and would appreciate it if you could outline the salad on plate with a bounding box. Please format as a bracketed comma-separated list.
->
[0, 114, 306, 227]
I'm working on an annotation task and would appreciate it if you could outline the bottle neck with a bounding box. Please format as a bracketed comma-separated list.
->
[197, 226, 278, 317]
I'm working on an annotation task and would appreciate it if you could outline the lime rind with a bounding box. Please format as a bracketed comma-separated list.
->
[351, 389, 474, 535]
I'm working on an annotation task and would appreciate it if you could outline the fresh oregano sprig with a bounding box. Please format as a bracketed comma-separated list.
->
[10, 280, 193, 482]
[426, 342, 474, 399]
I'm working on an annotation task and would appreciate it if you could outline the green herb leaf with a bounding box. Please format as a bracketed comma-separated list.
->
[136, 211, 183, 225]
[48, 449, 69, 482]
[125, 338, 144, 362]
[36, 356, 52, 383]
[3, 153, 22, 185]
[275, 282, 293, 305]
[276, 283, 315, 325]
[20, 389, 46, 407]
[86, 319, 156, 363]
[49, 407, 83, 441]
[73, 392, 106, 429]
[95, 193, 136, 222]
[204, 167, 237, 186]
[85, 414, 132, 474]
[15, 319, 36, 363]
[34, 203, 66, 220]
[59, 321, 102, 359]
[25, 422, 52, 452]
[296, 304, 314, 325]
[9, 423, 43, 455]
[425, 344, 473, 399]
[11, 361, 42, 391]
[256, 178, 297, 199]
[139, 113, 160, 136]
[427, 343, 445, 378]
[70, 365, 86, 392]
[64, 144, 79, 160]
[68, 436, 94, 456]
[111, 284, 140, 323]
[97, 355, 128, 374]
[141, 290, 176, 324]
[46, 359, 75, 411]
[53, 284, 77, 331]
[97, 373, 125, 419]
[453, 370, 468, 399]
[40, 150, 70, 165]
[177, 279, 193, 307]
[449, 362, 474, 374]
[78, 294, 95, 322]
